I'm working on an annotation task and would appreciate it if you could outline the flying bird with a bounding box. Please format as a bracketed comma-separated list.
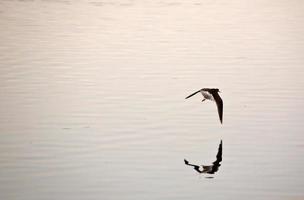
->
[184, 140, 223, 174]
[186, 88, 223, 124]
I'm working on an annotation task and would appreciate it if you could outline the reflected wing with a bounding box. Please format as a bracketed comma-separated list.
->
[209, 140, 223, 174]
[212, 92, 223, 123]
[213, 140, 222, 164]
[185, 90, 201, 99]
[184, 159, 204, 173]
[184, 159, 198, 167]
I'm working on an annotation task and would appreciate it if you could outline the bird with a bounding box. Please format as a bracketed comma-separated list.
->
[184, 140, 223, 174]
[185, 88, 223, 124]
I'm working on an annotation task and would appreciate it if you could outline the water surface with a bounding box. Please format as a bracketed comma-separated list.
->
[0, 0, 304, 199]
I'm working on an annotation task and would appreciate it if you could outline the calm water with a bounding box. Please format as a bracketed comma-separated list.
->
[0, 0, 304, 199]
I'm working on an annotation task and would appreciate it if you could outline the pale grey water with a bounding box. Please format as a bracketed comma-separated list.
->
[0, 0, 304, 199]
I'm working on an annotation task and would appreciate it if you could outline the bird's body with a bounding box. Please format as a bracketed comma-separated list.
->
[186, 88, 223, 124]
[201, 90, 214, 101]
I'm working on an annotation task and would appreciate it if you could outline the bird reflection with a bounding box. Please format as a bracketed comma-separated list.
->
[184, 140, 222, 174]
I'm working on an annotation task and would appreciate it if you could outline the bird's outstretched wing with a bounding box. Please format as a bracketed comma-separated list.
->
[185, 90, 201, 99]
[212, 92, 223, 123]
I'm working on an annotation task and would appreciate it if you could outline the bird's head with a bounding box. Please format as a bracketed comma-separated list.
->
[214, 88, 220, 93]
